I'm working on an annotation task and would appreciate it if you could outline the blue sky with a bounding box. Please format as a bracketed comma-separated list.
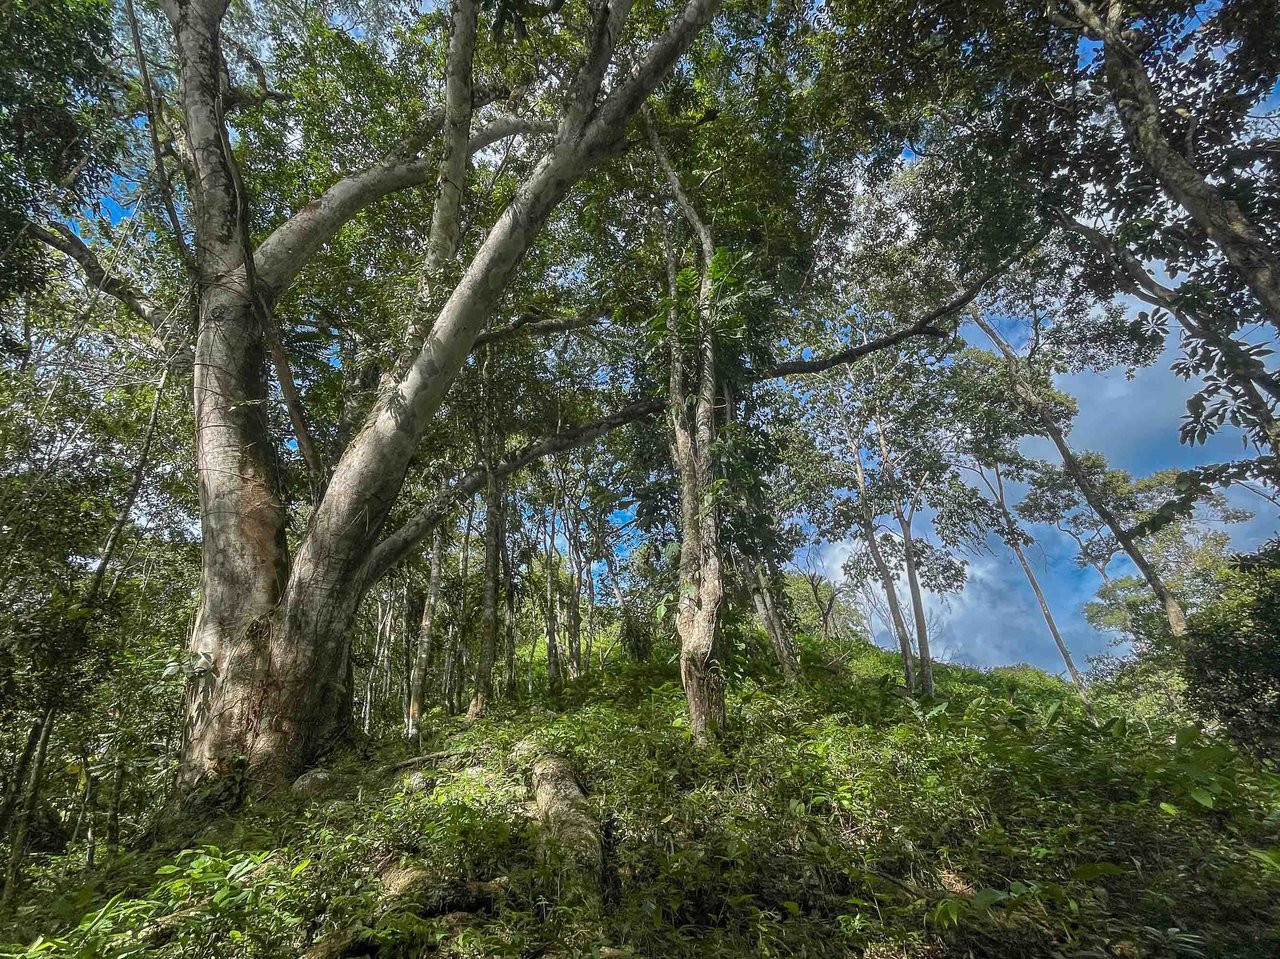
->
[816, 331, 1279, 677]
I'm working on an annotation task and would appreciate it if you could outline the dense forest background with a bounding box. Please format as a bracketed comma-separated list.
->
[2, 0, 1280, 955]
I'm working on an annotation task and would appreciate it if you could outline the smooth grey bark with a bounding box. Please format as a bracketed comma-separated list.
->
[159, 0, 291, 789]
[862, 515, 918, 692]
[407, 0, 480, 355]
[893, 505, 935, 697]
[849, 454, 917, 691]
[159, 0, 724, 789]
[871, 414, 935, 696]
[76, 0, 952, 787]
[971, 311, 1188, 637]
[984, 465, 1091, 707]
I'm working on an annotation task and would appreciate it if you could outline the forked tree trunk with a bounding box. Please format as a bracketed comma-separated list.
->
[157, 0, 722, 792]
[894, 506, 935, 697]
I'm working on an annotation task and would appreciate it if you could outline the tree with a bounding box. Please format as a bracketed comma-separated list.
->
[33, 0, 724, 792]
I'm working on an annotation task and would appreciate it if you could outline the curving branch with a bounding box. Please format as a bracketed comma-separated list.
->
[253, 154, 437, 295]
[765, 259, 1010, 378]
[472, 305, 608, 351]
[28, 223, 163, 327]
[365, 394, 664, 582]
[254, 87, 516, 295]
[364, 265, 1006, 583]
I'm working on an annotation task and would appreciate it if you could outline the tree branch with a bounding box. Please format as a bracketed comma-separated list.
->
[471, 306, 608, 351]
[253, 87, 512, 295]
[29, 223, 163, 326]
[365, 395, 664, 581]
[364, 271, 998, 582]
[764, 260, 1009, 378]
[264, 322, 326, 487]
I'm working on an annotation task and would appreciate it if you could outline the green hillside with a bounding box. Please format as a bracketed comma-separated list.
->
[6, 641, 1278, 958]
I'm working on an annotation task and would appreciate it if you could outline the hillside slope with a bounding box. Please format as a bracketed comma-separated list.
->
[5, 642, 1280, 958]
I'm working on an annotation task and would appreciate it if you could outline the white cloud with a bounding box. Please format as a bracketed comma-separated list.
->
[809, 336, 1278, 675]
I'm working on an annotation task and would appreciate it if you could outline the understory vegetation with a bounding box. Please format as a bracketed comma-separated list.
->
[3, 0, 1280, 954]
[5, 639, 1280, 958]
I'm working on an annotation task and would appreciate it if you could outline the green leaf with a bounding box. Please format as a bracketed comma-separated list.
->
[1071, 862, 1126, 881]
[1189, 788, 1215, 809]
[1247, 849, 1280, 872]
[972, 888, 1006, 910]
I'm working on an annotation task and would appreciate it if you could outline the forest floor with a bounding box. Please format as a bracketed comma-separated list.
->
[4, 640, 1280, 958]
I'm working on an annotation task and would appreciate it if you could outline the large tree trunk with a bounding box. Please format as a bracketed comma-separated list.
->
[164, 0, 290, 791]
[164, 0, 723, 791]
[649, 113, 727, 742]
[972, 312, 1188, 637]
[1071, 0, 1280, 324]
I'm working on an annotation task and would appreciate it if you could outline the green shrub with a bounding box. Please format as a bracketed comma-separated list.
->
[1184, 544, 1280, 760]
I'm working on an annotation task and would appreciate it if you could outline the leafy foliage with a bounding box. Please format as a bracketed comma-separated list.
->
[1184, 544, 1280, 761]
